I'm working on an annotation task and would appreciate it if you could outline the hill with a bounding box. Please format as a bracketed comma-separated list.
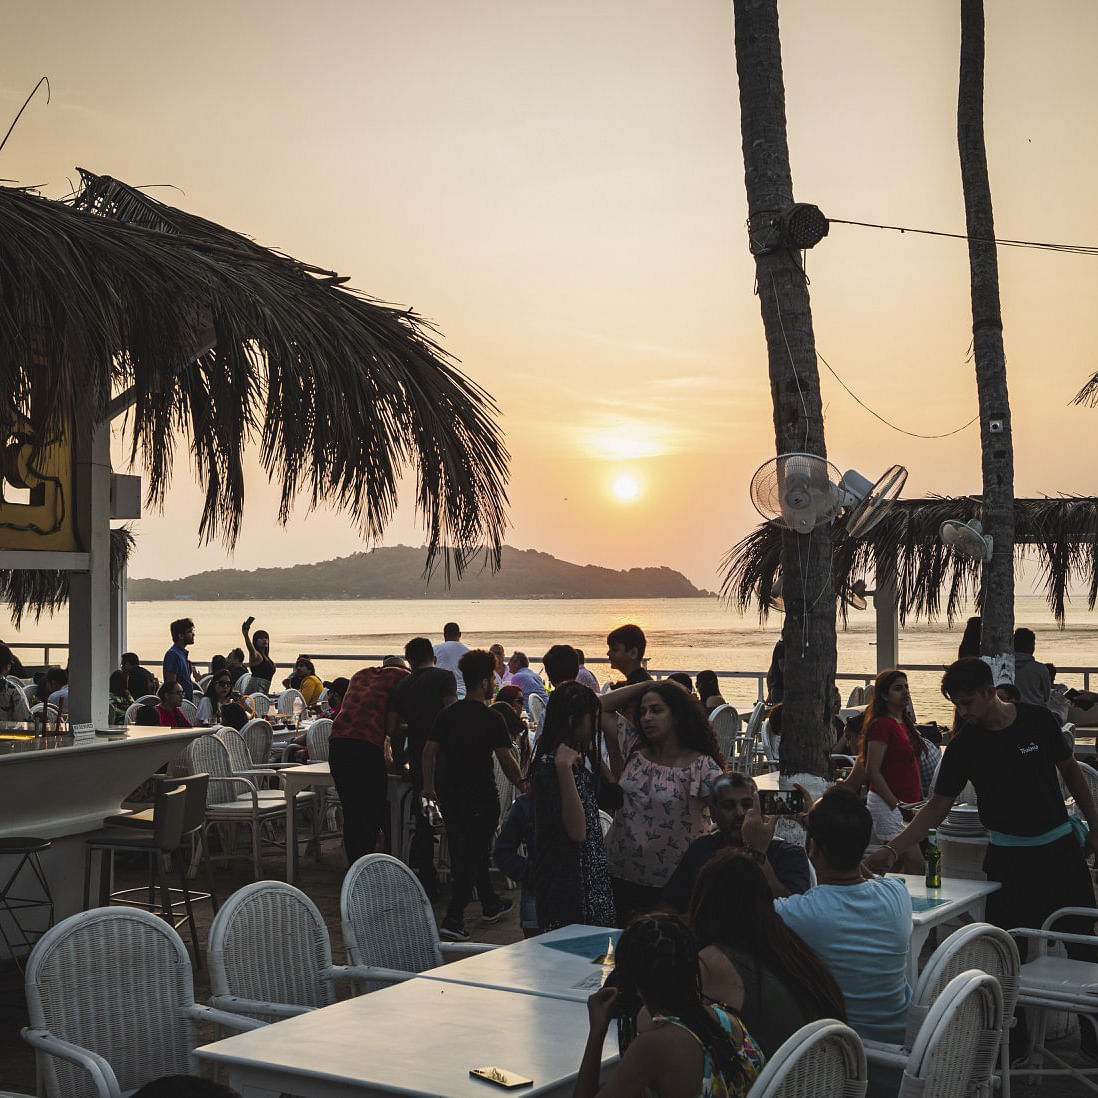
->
[128, 546, 714, 600]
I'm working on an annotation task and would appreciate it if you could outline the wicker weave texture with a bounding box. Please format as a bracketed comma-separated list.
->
[306, 719, 333, 762]
[26, 908, 197, 1097]
[241, 718, 273, 765]
[342, 854, 443, 979]
[208, 881, 336, 1017]
[749, 1019, 867, 1098]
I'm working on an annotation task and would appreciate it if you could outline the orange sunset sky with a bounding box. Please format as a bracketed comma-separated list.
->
[4, 0, 1097, 589]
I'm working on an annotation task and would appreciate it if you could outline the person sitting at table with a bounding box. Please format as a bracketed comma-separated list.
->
[241, 617, 278, 694]
[320, 676, 349, 718]
[108, 670, 133, 725]
[688, 849, 846, 1058]
[662, 772, 811, 910]
[196, 670, 239, 725]
[155, 681, 193, 728]
[695, 670, 727, 716]
[121, 651, 158, 698]
[0, 644, 31, 723]
[491, 684, 529, 766]
[531, 682, 616, 931]
[219, 701, 250, 731]
[226, 647, 249, 689]
[575, 914, 765, 1098]
[284, 656, 324, 706]
[774, 786, 911, 1093]
[43, 667, 69, 712]
[575, 648, 600, 693]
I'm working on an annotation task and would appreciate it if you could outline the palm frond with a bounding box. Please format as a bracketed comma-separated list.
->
[0, 171, 508, 578]
[1072, 371, 1098, 408]
[721, 497, 1098, 627]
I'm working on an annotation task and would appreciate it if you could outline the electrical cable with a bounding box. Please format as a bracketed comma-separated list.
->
[829, 218, 1098, 257]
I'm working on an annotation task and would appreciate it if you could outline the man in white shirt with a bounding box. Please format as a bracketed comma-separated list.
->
[434, 622, 470, 699]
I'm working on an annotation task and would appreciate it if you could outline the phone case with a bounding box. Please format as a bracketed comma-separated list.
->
[470, 1067, 534, 1088]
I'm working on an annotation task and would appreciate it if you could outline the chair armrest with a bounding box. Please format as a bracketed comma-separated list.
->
[441, 941, 499, 958]
[185, 1004, 267, 1031]
[1010, 927, 1098, 950]
[1040, 906, 1098, 930]
[21, 1028, 118, 1097]
[861, 1038, 909, 1070]
[332, 963, 419, 987]
[207, 993, 314, 1019]
[219, 775, 260, 807]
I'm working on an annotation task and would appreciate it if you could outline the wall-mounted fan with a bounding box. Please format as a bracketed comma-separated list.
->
[939, 518, 993, 562]
[837, 466, 908, 538]
[749, 453, 842, 533]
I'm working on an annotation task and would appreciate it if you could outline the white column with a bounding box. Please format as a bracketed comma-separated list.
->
[68, 423, 111, 726]
[110, 560, 127, 668]
[874, 556, 900, 672]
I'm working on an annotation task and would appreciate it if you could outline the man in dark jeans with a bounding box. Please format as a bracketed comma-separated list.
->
[387, 637, 458, 899]
[422, 648, 524, 941]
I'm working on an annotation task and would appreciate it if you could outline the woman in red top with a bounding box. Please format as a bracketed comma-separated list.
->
[860, 670, 924, 873]
[155, 681, 193, 729]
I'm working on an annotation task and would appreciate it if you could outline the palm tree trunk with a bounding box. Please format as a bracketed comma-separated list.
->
[958, 0, 1016, 665]
[733, 0, 836, 777]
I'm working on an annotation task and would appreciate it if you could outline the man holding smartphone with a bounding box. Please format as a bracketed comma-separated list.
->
[662, 771, 811, 909]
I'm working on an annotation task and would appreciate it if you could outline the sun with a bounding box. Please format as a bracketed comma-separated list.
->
[611, 473, 641, 502]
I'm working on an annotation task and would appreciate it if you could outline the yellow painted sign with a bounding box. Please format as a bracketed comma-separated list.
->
[0, 416, 77, 551]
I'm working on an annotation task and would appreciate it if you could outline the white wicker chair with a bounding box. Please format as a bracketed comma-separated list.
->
[213, 727, 295, 791]
[527, 692, 546, 728]
[208, 881, 375, 1021]
[1011, 904, 1098, 1091]
[123, 701, 147, 723]
[748, 1019, 867, 1098]
[897, 971, 1003, 1098]
[598, 809, 613, 837]
[709, 703, 741, 761]
[198, 674, 214, 691]
[306, 717, 334, 762]
[21, 907, 259, 1098]
[277, 687, 306, 715]
[234, 673, 252, 694]
[178, 698, 199, 724]
[863, 923, 1019, 1098]
[134, 694, 159, 706]
[493, 748, 518, 822]
[847, 685, 866, 706]
[248, 691, 272, 717]
[341, 854, 496, 991]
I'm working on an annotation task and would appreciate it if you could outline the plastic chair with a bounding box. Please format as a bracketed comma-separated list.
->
[208, 881, 374, 1021]
[709, 703, 741, 761]
[306, 717, 334, 762]
[277, 688, 306, 715]
[21, 907, 259, 1097]
[248, 691, 272, 717]
[341, 854, 497, 991]
[747, 1018, 867, 1098]
[863, 923, 1018, 1098]
[1011, 904, 1098, 1090]
[897, 971, 1003, 1098]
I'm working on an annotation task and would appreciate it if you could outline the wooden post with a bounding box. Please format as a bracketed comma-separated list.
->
[874, 557, 900, 672]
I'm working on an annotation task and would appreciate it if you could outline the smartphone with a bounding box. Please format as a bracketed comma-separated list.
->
[470, 1067, 534, 1089]
[759, 788, 804, 816]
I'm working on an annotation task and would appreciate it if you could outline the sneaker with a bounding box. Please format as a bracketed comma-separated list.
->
[440, 919, 470, 942]
[481, 897, 514, 925]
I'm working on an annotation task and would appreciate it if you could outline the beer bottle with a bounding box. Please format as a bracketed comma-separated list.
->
[925, 828, 942, 889]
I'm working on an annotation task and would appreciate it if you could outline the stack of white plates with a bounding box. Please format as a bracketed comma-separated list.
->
[938, 803, 986, 838]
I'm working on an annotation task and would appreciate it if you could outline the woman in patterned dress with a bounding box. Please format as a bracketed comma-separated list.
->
[604, 682, 725, 924]
[531, 682, 615, 930]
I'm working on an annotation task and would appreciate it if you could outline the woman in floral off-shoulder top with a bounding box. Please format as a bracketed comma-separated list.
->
[604, 680, 725, 923]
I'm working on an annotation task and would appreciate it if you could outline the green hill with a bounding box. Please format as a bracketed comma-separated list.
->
[128, 545, 713, 600]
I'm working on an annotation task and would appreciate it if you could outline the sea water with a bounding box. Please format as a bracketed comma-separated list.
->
[5, 595, 1095, 725]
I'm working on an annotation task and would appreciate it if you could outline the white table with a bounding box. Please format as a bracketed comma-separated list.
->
[888, 873, 1000, 984]
[420, 923, 620, 1002]
[284, 764, 415, 883]
[196, 977, 618, 1098]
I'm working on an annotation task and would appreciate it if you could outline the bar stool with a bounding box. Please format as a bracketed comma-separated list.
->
[0, 836, 55, 971]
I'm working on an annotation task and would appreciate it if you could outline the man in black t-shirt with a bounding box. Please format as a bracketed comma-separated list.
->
[422, 648, 524, 941]
[387, 637, 458, 896]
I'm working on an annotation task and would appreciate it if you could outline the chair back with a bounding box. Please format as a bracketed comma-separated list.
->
[155, 773, 211, 837]
[317, 687, 329, 707]
[278, 688, 306, 715]
[135, 694, 159, 705]
[903, 971, 1003, 1098]
[124, 701, 146, 723]
[904, 922, 1019, 1050]
[214, 727, 255, 776]
[150, 784, 188, 851]
[341, 854, 444, 983]
[747, 1019, 867, 1098]
[198, 674, 214, 691]
[178, 698, 199, 724]
[306, 718, 334, 762]
[709, 703, 741, 760]
[25, 908, 197, 1097]
[248, 692, 272, 717]
[1069, 761, 1098, 821]
[234, 673, 252, 694]
[494, 749, 517, 818]
[240, 718, 273, 765]
[527, 692, 546, 728]
[208, 881, 336, 1018]
[598, 810, 613, 837]
[184, 735, 238, 804]
[846, 685, 866, 707]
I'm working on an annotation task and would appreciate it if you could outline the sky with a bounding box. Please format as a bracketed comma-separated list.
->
[3, 0, 1097, 590]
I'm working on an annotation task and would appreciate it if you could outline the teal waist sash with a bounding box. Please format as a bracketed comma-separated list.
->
[987, 817, 1088, 847]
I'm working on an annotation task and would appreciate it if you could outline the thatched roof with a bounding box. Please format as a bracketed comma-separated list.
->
[721, 496, 1098, 626]
[1073, 371, 1098, 408]
[0, 527, 134, 627]
[0, 169, 508, 575]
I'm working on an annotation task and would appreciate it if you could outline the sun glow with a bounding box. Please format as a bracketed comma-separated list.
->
[611, 473, 641, 502]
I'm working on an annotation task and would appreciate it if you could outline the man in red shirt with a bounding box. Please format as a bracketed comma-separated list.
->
[329, 657, 409, 864]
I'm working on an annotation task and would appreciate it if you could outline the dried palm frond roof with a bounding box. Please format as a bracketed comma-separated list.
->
[722, 496, 1098, 627]
[0, 169, 508, 574]
[1073, 370, 1098, 408]
[0, 527, 134, 627]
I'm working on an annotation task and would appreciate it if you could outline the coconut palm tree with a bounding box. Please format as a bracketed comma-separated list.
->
[958, 0, 1016, 664]
[732, 0, 837, 778]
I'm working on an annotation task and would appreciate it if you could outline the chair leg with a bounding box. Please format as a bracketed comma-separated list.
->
[175, 848, 201, 969]
[153, 851, 173, 922]
[251, 819, 262, 881]
[199, 826, 220, 913]
[82, 847, 93, 910]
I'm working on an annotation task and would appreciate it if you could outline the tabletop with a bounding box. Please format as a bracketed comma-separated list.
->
[197, 977, 617, 1098]
[420, 923, 621, 1002]
[885, 873, 999, 924]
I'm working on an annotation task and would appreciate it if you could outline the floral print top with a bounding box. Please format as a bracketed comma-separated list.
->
[648, 1005, 765, 1098]
[604, 720, 723, 888]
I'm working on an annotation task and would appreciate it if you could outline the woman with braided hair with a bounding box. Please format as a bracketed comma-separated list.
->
[575, 914, 764, 1098]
